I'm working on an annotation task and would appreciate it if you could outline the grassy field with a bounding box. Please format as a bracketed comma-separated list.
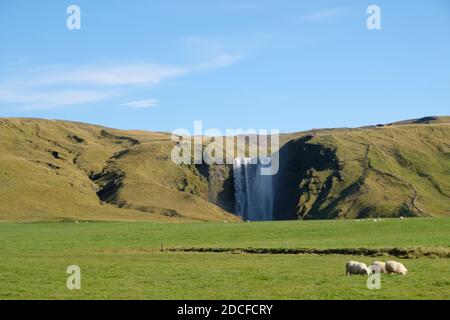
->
[1, 218, 449, 299]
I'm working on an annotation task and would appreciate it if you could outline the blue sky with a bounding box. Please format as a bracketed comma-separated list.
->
[0, 0, 449, 132]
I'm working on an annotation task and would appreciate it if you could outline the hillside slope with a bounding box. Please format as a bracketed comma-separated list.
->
[274, 117, 450, 219]
[0, 116, 449, 221]
[0, 118, 236, 222]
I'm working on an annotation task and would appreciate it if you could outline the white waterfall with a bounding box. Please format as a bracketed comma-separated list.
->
[233, 157, 274, 221]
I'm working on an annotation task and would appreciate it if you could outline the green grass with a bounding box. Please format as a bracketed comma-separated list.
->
[1, 218, 449, 299]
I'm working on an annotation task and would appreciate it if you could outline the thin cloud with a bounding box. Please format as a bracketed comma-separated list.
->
[122, 99, 158, 109]
[182, 37, 243, 69]
[192, 54, 242, 72]
[0, 88, 115, 111]
[0, 52, 241, 110]
[30, 64, 187, 87]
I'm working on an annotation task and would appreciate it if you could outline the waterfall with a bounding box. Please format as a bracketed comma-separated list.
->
[233, 157, 274, 221]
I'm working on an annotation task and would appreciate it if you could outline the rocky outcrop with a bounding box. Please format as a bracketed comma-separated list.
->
[196, 163, 235, 214]
[273, 135, 342, 220]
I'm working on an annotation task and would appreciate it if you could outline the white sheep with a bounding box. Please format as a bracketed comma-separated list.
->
[369, 261, 386, 274]
[385, 261, 408, 275]
[346, 261, 370, 275]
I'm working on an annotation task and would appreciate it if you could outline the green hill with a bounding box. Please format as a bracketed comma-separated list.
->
[0, 118, 236, 222]
[0, 116, 449, 221]
[275, 116, 450, 219]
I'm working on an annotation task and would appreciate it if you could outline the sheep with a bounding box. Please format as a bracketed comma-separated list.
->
[385, 261, 408, 275]
[346, 261, 370, 276]
[369, 261, 386, 274]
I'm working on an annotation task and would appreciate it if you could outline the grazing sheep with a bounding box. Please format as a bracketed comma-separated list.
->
[369, 261, 386, 274]
[346, 261, 370, 275]
[385, 261, 408, 275]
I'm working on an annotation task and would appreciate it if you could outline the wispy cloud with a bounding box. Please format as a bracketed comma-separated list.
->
[0, 88, 115, 111]
[122, 99, 158, 109]
[182, 37, 243, 66]
[0, 43, 242, 110]
[192, 53, 242, 72]
[300, 9, 343, 22]
[26, 64, 186, 87]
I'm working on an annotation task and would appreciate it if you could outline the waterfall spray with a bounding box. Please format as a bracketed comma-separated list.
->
[233, 158, 274, 221]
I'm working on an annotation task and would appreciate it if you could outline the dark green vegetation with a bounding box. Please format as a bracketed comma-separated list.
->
[0, 218, 449, 299]
[0, 116, 449, 221]
[167, 246, 450, 259]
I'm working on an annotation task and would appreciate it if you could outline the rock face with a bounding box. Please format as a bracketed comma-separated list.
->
[273, 135, 342, 220]
[196, 163, 235, 214]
